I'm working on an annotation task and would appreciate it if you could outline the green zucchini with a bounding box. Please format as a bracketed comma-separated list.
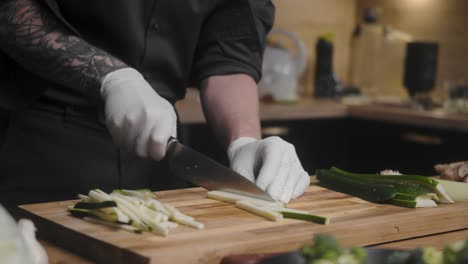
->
[280, 211, 329, 225]
[316, 169, 397, 203]
[330, 167, 453, 203]
[386, 198, 437, 208]
[334, 169, 440, 202]
[112, 189, 156, 200]
[68, 207, 131, 224]
[74, 201, 117, 210]
[434, 179, 468, 202]
[317, 168, 443, 208]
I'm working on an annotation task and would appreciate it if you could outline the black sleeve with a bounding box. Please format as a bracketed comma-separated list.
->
[191, 0, 275, 86]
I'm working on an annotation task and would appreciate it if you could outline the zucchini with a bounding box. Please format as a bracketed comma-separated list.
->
[74, 201, 117, 210]
[235, 200, 283, 222]
[386, 198, 437, 208]
[317, 168, 443, 208]
[69, 207, 125, 223]
[280, 211, 329, 225]
[83, 217, 141, 234]
[316, 169, 397, 203]
[434, 179, 468, 202]
[207, 190, 284, 207]
[330, 167, 453, 204]
[112, 189, 156, 200]
[70, 189, 203, 237]
[69, 206, 131, 224]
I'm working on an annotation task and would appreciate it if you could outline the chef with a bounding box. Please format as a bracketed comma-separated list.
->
[0, 0, 310, 211]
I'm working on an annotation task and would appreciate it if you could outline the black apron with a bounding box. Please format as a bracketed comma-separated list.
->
[0, 100, 189, 213]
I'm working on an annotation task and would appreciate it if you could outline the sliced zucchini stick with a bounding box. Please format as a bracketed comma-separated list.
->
[111, 194, 168, 236]
[163, 204, 204, 229]
[83, 217, 141, 234]
[145, 199, 171, 217]
[280, 211, 330, 225]
[207, 190, 284, 207]
[273, 207, 330, 225]
[108, 196, 150, 231]
[235, 200, 283, 222]
[113, 189, 156, 200]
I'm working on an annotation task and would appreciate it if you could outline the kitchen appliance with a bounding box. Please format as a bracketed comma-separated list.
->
[314, 34, 339, 98]
[165, 138, 274, 202]
[404, 42, 439, 109]
[351, 7, 412, 99]
[259, 29, 307, 102]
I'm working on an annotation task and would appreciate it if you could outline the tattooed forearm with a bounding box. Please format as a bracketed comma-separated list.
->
[0, 0, 127, 92]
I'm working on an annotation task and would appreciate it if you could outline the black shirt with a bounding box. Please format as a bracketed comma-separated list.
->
[39, 0, 275, 106]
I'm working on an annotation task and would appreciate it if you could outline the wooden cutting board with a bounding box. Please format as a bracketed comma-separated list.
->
[19, 185, 468, 264]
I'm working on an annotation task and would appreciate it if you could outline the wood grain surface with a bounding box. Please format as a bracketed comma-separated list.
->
[20, 185, 468, 264]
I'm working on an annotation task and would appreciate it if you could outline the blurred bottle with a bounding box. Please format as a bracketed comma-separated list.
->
[350, 7, 412, 99]
[314, 33, 339, 98]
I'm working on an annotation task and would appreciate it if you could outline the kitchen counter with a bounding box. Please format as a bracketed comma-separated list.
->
[176, 97, 468, 132]
[175, 97, 347, 124]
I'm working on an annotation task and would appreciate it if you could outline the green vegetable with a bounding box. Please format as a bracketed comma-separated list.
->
[300, 234, 365, 264]
[316, 167, 450, 207]
[386, 247, 443, 264]
[112, 189, 156, 200]
[280, 211, 330, 225]
[330, 167, 453, 204]
[73, 201, 117, 210]
[434, 179, 468, 203]
[316, 169, 397, 203]
[68, 207, 131, 224]
[443, 239, 468, 264]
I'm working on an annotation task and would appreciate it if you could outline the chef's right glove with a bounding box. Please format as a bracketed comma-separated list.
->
[101, 68, 177, 161]
[228, 136, 311, 203]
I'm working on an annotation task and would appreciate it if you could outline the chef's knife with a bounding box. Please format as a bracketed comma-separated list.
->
[166, 138, 275, 202]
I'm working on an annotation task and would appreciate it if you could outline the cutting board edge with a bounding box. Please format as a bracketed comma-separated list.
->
[18, 205, 150, 264]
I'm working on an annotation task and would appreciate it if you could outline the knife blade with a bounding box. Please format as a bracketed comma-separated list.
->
[166, 138, 275, 202]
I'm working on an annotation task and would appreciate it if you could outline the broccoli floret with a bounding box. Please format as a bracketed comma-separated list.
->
[300, 234, 343, 261]
[386, 247, 443, 264]
[349, 247, 366, 264]
[444, 240, 468, 264]
[300, 234, 366, 264]
[386, 251, 412, 264]
[420, 247, 443, 264]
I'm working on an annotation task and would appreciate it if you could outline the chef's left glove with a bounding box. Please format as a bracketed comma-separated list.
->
[227, 136, 311, 203]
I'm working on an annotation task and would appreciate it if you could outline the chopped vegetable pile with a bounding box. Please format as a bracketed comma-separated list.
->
[68, 189, 204, 236]
[316, 167, 454, 208]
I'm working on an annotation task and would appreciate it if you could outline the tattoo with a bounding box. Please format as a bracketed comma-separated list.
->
[0, 0, 127, 93]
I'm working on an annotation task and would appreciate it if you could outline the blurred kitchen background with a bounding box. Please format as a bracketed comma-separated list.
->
[182, 0, 468, 176]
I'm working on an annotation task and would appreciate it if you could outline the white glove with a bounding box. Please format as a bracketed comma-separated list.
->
[101, 68, 177, 160]
[228, 136, 310, 203]
[0, 205, 48, 264]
